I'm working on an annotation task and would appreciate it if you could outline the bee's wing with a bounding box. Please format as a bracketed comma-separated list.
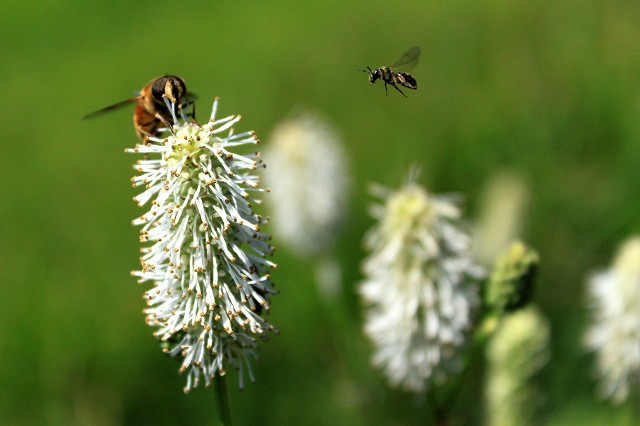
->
[83, 97, 139, 120]
[391, 46, 421, 72]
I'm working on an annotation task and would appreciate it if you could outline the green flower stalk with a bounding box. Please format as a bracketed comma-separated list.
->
[128, 98, 277, 392]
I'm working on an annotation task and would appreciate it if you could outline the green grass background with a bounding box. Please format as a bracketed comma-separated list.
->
[2, 0, 640, 424]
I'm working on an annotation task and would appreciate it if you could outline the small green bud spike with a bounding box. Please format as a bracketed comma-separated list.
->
[486, 241, 539, 314]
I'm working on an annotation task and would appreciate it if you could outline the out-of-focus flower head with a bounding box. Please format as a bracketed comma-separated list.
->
[585, 236, 640, 404]
[263, 110, 350, 257]
[486, 306, 550, 426]
[359, 174, 484, 392]
[474, 171, 529, 266]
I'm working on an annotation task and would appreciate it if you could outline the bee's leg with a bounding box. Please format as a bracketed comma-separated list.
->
[154, 113, 173, 132]
[392, 84, 407, 97]
[141, 134, 151, 160]
[180, 100, 197, 122]
[136, 119, 160, 159]
[188, 100, 196, 122]
[384, 82, 389, 96]
[137, 127, 155, 144]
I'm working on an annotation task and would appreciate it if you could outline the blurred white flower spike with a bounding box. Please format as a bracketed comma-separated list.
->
[585, 236, 640, 404]
[473, 171, 529, 267]
[127, 98, 277, 392]
[359, 176, 484, 392]
[486, 306, 550, 426]
[263, 111, 349, 257]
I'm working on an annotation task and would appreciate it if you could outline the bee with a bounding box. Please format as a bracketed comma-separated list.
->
[84, 75, 195, 141]
[359, 47, 420, 97]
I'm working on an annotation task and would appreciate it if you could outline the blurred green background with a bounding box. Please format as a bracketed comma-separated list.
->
[2, 0, 640, 424]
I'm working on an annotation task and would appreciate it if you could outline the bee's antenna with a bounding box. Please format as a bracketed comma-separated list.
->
[357, 67, 371, 73]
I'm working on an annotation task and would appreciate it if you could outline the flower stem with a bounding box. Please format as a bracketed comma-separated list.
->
[215, 375, 234, 426]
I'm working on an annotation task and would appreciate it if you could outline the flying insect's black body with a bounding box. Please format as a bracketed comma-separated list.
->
[360, 47, 420, 97]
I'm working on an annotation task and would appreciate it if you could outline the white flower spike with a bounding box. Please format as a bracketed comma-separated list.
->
[263, 110, 350, 299]
[263, 111, 350, 257]
[359, 176, 483, 392]
[127, 98, 277, 392]
[585, 236, 640, 404]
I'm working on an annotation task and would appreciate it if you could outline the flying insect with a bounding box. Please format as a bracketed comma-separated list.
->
[359, 47, 420, 97]
[84, 75, 195, 141]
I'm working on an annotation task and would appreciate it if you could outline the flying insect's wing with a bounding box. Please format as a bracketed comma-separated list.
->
[391, 46, 421, 71]
[83, 97, 139, 120]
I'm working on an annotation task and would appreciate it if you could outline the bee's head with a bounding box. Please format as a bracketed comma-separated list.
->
[152, 75, 187, 104]
[368, 67, 380, 84]
[358, 67, 380, 84]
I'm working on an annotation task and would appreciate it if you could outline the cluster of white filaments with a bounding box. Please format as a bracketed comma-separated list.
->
[585, 236, 640, 404]
[263, 112, 349, 257]
[360, 179, 483, 392]
[127, 98, 277, 392]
